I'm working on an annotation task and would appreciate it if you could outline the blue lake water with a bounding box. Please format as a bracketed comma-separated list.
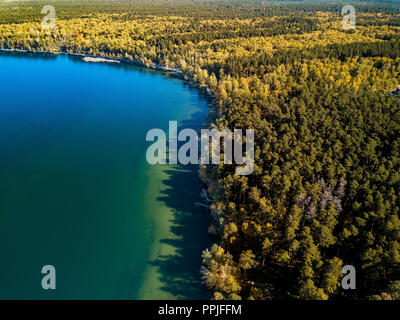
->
[0, 52, 212, 299]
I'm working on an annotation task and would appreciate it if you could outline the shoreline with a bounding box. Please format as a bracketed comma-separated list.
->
[0, 48, 217, 111]
[0, 48, 184, 75]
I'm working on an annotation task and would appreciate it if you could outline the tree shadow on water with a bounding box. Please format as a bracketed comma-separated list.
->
[151, 164, 214, 299]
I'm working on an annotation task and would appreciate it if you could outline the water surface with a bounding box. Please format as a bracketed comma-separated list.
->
[0, 52, 211, 299]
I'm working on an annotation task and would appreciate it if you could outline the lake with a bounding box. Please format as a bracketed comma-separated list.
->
[0, 52, 212, 299]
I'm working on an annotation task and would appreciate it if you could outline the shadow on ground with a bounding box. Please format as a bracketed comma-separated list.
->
[150, 164, 213, 299]
[147, 78, 216, 299]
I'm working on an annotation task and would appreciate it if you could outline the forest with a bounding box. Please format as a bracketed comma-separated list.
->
[0, 0, 399, 300]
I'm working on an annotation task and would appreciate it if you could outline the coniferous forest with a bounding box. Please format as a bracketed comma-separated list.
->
[1, 0, 399, 300]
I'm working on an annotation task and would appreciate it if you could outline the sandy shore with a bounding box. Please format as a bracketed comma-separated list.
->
[82, 56, 120, 63]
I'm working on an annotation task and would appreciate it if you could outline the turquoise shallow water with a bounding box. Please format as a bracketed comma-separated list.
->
[0, 52, 212, 299]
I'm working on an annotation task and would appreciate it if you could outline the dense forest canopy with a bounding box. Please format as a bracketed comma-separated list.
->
[0, 0, 399, 300]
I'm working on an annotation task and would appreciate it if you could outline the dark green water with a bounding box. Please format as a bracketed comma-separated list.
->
[0, 52, 212, 299]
